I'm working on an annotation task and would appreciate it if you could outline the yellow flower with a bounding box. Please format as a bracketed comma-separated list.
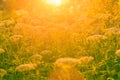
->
[0, 69, 7, 77]
[15, 63, 37, 72]
[10, 35, 23, 42]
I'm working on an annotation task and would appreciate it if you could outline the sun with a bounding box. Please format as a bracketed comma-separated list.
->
[46, 0, 62, 6]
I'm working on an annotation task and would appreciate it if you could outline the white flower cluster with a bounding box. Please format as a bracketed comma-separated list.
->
[40, 50, 52, 55]
[29, 54, 42, 63]
[87, 34, 107, 42]
[54, 58, 79, 66]
[105, 27, 120, 36]
[15, 63, 37, 72]
[0, 19, 15, 27]
[79, 56, 94, 64]
[54, 56, 94, 67]
[10, 35, 23, 42]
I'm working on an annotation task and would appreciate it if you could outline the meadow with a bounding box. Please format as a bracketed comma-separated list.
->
[0, 0, 120, 80]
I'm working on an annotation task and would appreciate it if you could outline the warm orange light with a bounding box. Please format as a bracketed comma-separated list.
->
[46, 0, 62, 6]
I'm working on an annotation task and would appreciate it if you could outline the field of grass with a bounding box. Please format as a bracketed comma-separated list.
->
[0, 0, 120, 80]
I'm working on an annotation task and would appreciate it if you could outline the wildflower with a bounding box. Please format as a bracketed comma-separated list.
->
[10, 35, 23, 42]
[30, 54, 42, 60]
[2, 19, 15, 26]
[40, 50, 52, 56]
[105, 27, 120, 36]
[0, 69, 7, 77]
[87, 35, 107, 42]
[54, 58, 81, 67]
[15, 63, 37, 72]
[0, 48, 5, 54]
[115, 49, 120, 57]
[79, 56, 94, 64]
[29, 54, 42, 63]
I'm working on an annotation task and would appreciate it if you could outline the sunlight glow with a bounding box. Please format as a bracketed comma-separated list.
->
[46, 0, 62, 6]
